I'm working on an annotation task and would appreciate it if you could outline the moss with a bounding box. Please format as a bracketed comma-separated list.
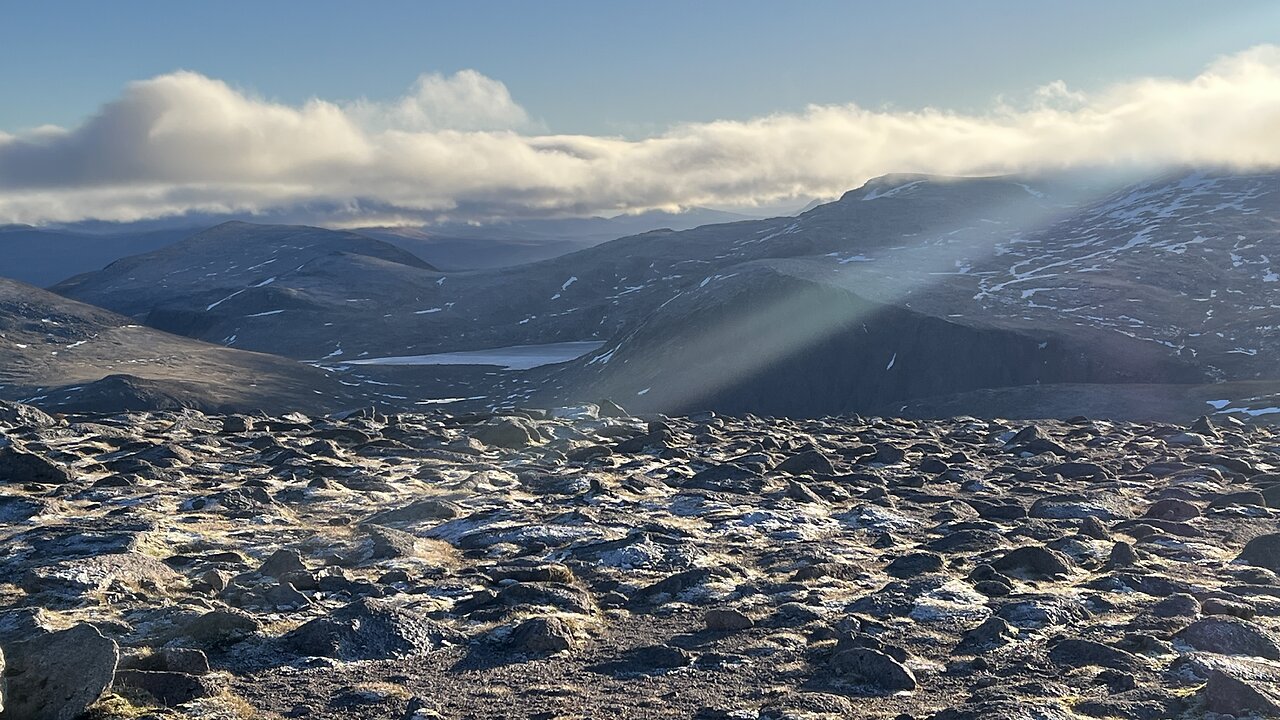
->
[84, 691, 168, 719]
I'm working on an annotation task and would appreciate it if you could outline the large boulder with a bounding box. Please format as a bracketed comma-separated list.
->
[991, 546, 1074, 580]
[472, 416, 543, 449]
[829, 647, 917, 693]
[0, 445, 71, 485]
[1238, 533, 1280, 573]
[1175, 617, 1280, 660]
[284, 598, 461, 661]
[1, 622, 119, 720]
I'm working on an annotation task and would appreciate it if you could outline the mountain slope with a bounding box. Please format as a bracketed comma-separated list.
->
[52, 222, 452, 359]
[45, 170, 1280, 419]
[548, 168, 1280, 417]
[0, 278, 360, 414]
[53, 177, 1089, 363]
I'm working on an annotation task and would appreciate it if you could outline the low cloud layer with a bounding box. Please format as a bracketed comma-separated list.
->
[3, 47, 1280, 225]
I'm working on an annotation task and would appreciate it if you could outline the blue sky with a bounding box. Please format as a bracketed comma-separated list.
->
[2, 2, 1279, 225]
[3, 0, 1278, 136]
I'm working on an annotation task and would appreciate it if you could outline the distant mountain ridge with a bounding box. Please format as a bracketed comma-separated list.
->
[40, 169, 1280, 420]
[2, 206, 771, 288]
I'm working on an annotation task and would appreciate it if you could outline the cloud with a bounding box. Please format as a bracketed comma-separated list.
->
[344, 70, 531, 132]
[2, 47, 1280, 225]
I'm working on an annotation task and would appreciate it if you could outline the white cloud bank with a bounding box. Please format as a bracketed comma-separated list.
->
[2, 47, 1280, 224]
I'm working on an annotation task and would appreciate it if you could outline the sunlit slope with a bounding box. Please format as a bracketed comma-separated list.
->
[0, 278, 359, 413]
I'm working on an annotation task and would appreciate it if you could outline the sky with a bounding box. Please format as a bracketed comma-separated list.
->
[1, 1, 1279, 225]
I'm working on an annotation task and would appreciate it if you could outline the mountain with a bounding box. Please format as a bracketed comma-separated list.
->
[556, 169, 1280, 417]
[4, 207, 760, 287]
[0, 277, 363, 414]
[354, 207, 763, 271]
[0, 226, 194, 287]
[48, 169, 1280, 421]
[52, 222, 457, 360]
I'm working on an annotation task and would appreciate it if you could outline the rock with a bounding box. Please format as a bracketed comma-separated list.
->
[1174, 617, 1280, 659]
[1179, 654, 1280, 716]
[955, 617, 1018, 653]
[1204, 669, 1280, 716]
[829, 647, 917, 693]
[497, 582, 597, 615]
[486, 562, 576, 584]
[1078, 516, 1112, 540]
[1238, 533, 1280, 573]
[995, 595, 1091, 629]
[1263, 484, 1280, 509]
[1167, 432, 1210, 448]
[870, 444, 905, 465]
[785, 479, 826, 503]
[705, 609, 754, 631]
[184, 609, 261, 647]
[119, 647, 210, 675]
[364, 524, 427, 560]
[1107, 541, 1140, 568]
[1190, 415, 1219, 437]
[220, 414, 255, 433]
[0, 401, 57, 428]
[1030, 493, 1130, 521]
[113, 669, 217, 706]
[258, 548, 307, 576]
[364, 498, 461, 525]
[262, 581, 312, 610]
[1144, 498, 1200, 521]
[1048, 638, 1141, 671]
[1073, 688, 1182, 719]
[284, 597, 461, 660]
[629, 644, 692, 670]
[776, 448, 836, 475]
[597, 399, 629, 417]
[991, 546, 1073, 579]
[1047, 462, 1111, 479]
[683, 463, 765, 494]
[1203, 597, 1256, 620]
[0, 444, 72, 485]
[509, 616, 575, 653]
[1148, 593, 1200, 618]
[1211, 490, 1266, 509]
[2, 623, 119, 720]
[3, 409, 1279, 716]
[885, 551, 945, 578]
[473, 416, 542, 448]
[22, 552, 183, 599]
[0, 494, 53, 522]
[565, 444, 613, 462]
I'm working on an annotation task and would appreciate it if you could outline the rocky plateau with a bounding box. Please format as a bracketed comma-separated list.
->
[0, 400, 1278, 719]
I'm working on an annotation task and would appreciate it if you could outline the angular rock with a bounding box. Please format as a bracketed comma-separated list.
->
[829, 647, 917, 693]
[508, 616, 575, 653]
[2, 623, 119, 720]
[1175, 617, 1280, 659]
[0, 444, 71, 485]
[705, 608, 754, 631]
[473, 416, 542, 448]
[991, 546, 1073, 579]
[1238, 533, 1280, 573]
[284, 598, 461, 660]
[776, 448, 836, 475]
[1048, 638, 1141, 671]
[113, 669, 217, 706]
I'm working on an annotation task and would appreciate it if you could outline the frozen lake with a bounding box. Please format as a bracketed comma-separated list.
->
[343, 340, 606, 370]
